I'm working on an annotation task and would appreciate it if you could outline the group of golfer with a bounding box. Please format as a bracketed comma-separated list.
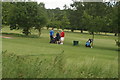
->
[49, 28, 93, 48]
[49, 28, 65, 44]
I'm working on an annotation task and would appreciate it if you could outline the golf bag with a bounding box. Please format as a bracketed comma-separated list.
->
[50, 37, 57, 43]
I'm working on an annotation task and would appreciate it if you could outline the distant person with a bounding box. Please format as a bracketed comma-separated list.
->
[55, 31, 61, 44]
[60, 30, 65, 44]
[85, 41, 91, 47]
[85, 39, 93, 48]
[49, 28, 54, 43]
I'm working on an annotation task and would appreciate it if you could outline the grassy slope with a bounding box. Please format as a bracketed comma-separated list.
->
[2, 27, 118, 78]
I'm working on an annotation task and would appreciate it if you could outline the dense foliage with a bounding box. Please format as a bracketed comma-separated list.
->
[2, 2, 47, 36]
[2, 1, 119, 37]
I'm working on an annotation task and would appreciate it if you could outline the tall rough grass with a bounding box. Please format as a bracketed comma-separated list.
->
[2, 50, 118, 78]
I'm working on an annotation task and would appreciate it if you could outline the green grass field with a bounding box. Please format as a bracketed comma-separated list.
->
[2, 27, 118, 78]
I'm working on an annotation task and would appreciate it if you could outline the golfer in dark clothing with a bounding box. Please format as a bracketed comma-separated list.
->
[56, 31, 61, 44]
[49, 28, 54, 43]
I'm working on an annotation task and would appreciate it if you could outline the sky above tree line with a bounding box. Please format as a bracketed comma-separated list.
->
[36, 0, 116, 9]
[36, 0, 73, 9]
[1, 0, 118, 9]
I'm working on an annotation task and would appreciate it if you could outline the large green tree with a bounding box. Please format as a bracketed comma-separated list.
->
[69, 1, 109, 46]
[7, 2, 38, 35]
[83, 2, 108, 46]
[68, 2, 86, 33]
[2, 2, 11, 25]
[3, 2, 47, 36]
[110, 2, 119, 36]
[34, 2, 48, 37]
[46, 7, 70, 30]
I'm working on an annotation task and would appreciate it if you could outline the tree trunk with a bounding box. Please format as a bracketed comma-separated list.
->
[105, 32, 107, 35]
[91, 32, 94, 47]
[80, 29, 83, 33]
[38, 28, 41, 37]
[23, 28, 30, 36]
[114, 33, 117, 36]
[71, 29, 74, 32]
[47, 27, 49, 30]
[98, 32, 100, 35]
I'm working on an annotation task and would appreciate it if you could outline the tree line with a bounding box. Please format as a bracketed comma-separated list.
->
[2, 1, 120, 37]
[47, 1, 119, 36]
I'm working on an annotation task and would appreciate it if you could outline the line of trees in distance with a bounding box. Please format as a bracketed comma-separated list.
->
[2, 0, 120, 37]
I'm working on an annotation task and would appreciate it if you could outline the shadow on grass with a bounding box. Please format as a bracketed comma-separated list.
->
[65, 31, 116, 37]
[18, 54, 58, 57]
[93, 45, 118, 52]
[2, 32, 39, 38]
[65, 41, 118, 52]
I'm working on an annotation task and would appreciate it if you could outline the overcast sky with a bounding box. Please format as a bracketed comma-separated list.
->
[36, 0, 73, 9]
[36, 0, 114, 9]
[2, 0, 115, 9]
